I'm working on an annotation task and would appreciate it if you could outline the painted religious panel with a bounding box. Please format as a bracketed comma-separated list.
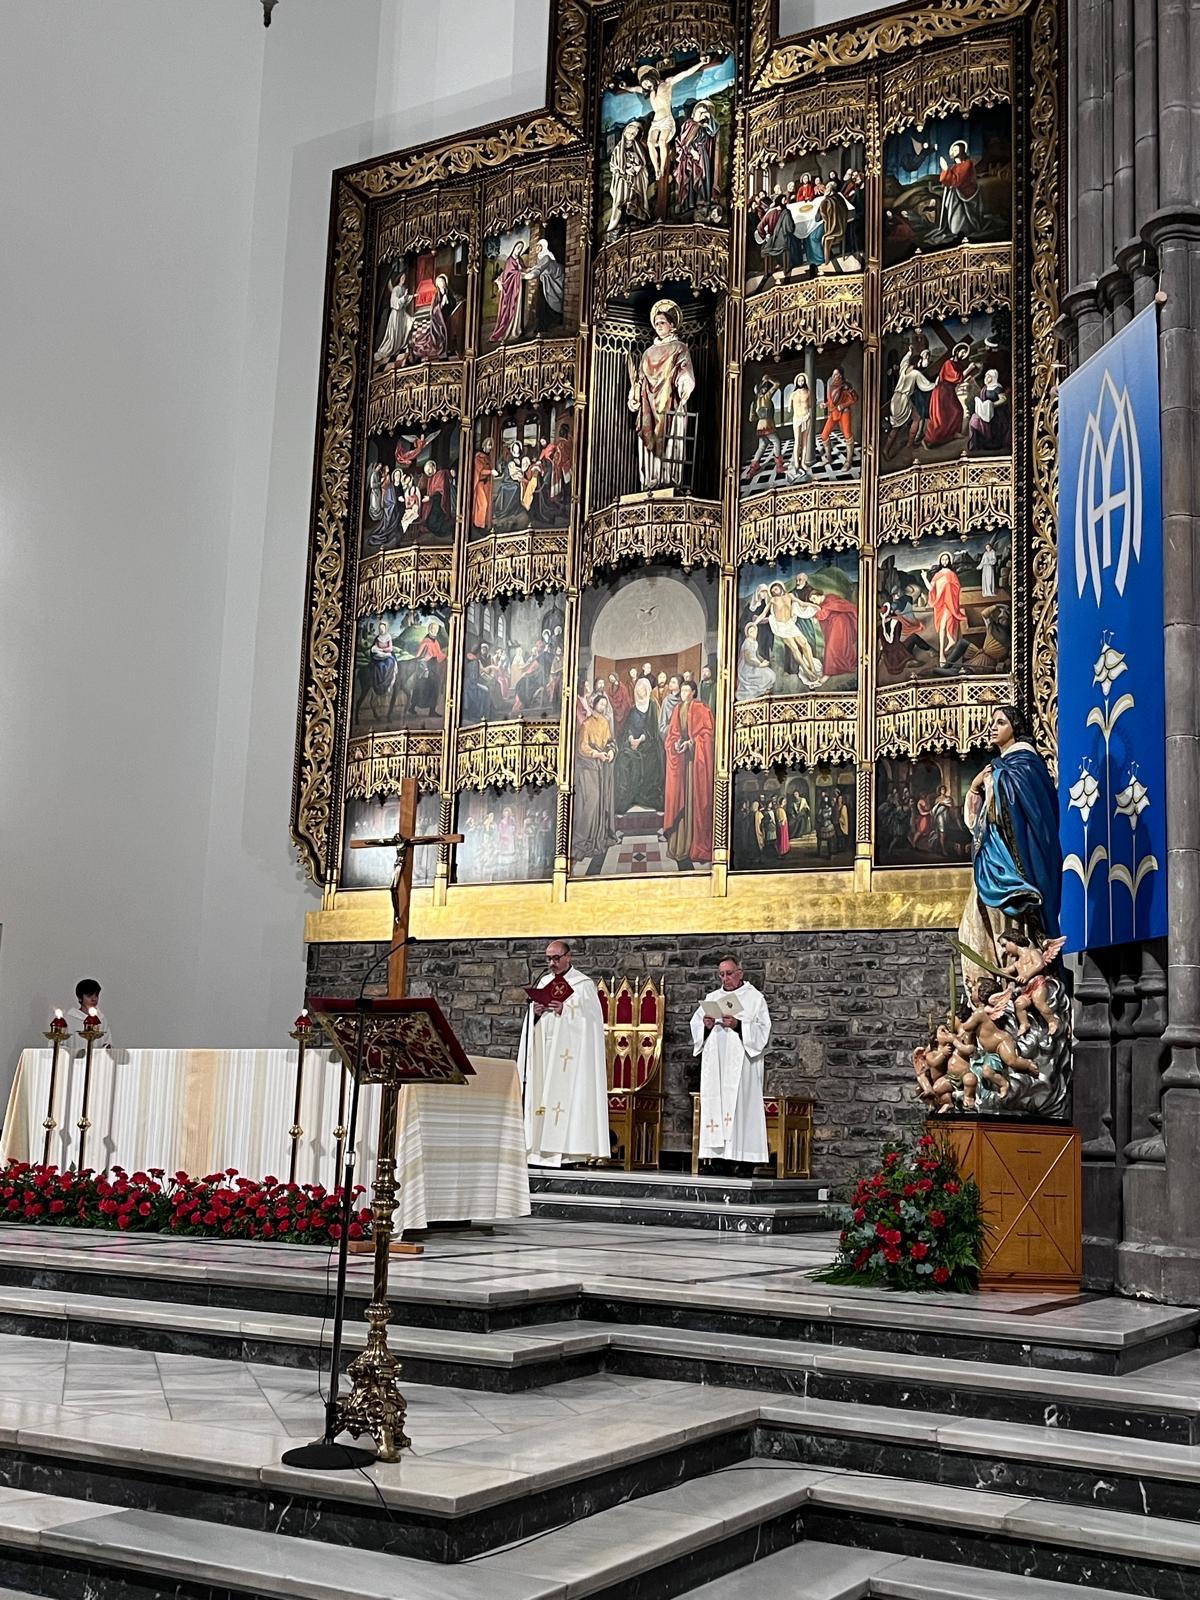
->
[736, 552, 859, 698]
[599, 52, 736, 237]
[875, 752, 987, 867]
[350, 607, 449, 735]
[455, 784, 556, 885]
[574, 564, 719, 877]
[482, 217, 579, 346]
[363, 424, 458, 552]
[883, 106, 1012, 266]
[741, 343, 863, 494]
[469, 402, 574, 538]
[371, 242, 468, 372]
[747, 147, 867, 291]
[731, 763, 856, 871]
[880, 310, 1013, 473]
[340, 794, 440, 890]
[876, 531, 1013, 683]
[462, 593, 566, 726]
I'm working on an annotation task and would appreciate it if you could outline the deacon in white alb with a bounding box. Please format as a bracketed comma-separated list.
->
[516, 940, 609, 1167]
[690, 955, 772, 1166]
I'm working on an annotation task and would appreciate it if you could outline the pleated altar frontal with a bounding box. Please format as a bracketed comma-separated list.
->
[1, 1049, 529, 1231]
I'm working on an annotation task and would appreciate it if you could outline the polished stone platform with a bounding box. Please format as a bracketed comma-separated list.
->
[0, 1219, 1193, 1598]
[527, 1171, 830, 1233]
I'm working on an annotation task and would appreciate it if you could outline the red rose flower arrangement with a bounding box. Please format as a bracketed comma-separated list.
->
[814, 1135, 985, 1292]
[0, 1161, 371, 1245]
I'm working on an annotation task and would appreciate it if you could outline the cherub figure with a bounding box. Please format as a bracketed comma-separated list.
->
[958, 978, 1040, 1076]
[999, 934, 1068, 1037]
[914, 1021, 979, 1112]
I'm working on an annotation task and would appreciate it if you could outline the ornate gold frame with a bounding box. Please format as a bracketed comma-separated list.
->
[293, 0, 1060, 944]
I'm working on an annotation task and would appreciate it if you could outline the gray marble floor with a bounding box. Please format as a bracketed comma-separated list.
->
[0, 1331, 692, 1454]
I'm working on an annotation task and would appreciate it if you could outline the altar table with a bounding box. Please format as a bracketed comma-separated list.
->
[0, 1049, 529, 1232]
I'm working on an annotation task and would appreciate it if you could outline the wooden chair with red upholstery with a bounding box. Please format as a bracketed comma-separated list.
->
[597, 976, 665, 1170]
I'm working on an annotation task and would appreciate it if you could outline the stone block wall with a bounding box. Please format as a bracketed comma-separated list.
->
[306, 927, 955, 1190]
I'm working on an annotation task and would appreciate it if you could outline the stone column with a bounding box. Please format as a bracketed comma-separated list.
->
[1120, 205, 1200, 1302]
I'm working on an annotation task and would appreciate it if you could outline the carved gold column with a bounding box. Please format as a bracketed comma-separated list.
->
[439, 204, 482, 906]
[715, 112, 748, 895]
[558, 155, 597, 898]
[855, 78, 885, 892]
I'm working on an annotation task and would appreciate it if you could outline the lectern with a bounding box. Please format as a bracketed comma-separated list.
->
[293, 995, 474, 1462]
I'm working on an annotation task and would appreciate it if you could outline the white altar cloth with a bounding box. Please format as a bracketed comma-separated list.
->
[0, 1048, 529, 1232]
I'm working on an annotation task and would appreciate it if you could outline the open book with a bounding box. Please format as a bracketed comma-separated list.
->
[524, 974, 575, 1006]
[702, 991, 744, 1020]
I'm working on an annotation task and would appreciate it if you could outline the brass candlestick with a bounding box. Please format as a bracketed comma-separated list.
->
[287, 1013, 312, 1186]
[336, 1079, 409, 1459]
[76, 1015, 105, 1171]
[41, 1017, 69, 1168]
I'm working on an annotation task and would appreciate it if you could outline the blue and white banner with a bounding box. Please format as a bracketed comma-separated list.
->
[1057, 303, 1166, 953]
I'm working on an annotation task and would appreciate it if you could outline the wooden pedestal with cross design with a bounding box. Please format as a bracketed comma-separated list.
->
[939, 1120, 1081, 1293]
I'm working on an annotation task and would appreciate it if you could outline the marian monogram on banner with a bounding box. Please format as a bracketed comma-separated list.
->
[1057, 304, 1166, 952]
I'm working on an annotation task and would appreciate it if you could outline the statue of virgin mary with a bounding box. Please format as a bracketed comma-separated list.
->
[959, 703, 1063, 979]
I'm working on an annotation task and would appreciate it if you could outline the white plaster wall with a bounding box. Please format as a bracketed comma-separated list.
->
[0, 0, 547, 1090]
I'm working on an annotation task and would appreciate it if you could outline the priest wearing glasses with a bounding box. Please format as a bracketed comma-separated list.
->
[517, 940, 608, 1167]
[691, 955, 772, 1172]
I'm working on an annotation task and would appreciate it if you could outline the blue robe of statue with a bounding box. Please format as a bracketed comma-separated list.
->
[971, 742, 1062, 938]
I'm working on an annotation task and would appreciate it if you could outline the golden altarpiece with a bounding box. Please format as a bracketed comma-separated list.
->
[294, 0, 1061, 950]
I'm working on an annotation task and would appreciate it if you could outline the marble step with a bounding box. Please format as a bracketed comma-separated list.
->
[0, 1283, 612, 1388]
[0, 1282, 1198, 1440]
[0, 1382, 762, 1562]
[529, 1191, 831, 1233]
[4, 1349, 1200, 1558]
[2, 1457, 1200, 1600]
[0, 1230, 1191, 1376]
[607, 1323, 1200, 1441]
[527, 1172, 829, 1205]
[684, 1540, 1152, 1600]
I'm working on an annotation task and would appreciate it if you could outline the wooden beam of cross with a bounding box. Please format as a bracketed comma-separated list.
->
[349, 778, 462, 997]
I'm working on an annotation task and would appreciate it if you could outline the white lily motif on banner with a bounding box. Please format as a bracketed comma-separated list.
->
[1111, 765, 1159, 911]
[1063, 759, 1106, 948]
[1092, 635, 1129, 697]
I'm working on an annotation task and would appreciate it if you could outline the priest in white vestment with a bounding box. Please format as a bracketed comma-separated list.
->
[690, 956, 772, 1166]
[516, 940, 609, 1166]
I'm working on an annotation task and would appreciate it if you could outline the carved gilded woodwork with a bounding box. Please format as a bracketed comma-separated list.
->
[454, 721, 560, 791]
[344, 731, 444, 800]
[550, 0, 589, 135]
[1027, 0, 1062, 760]
[736, 484, 861, 564]
[375, 187, 475, 262]
[603, 0, 734, 79]
[463, 530, 569, 604]
[474, 338, 577, 415]
[878, 459, 1015, 543]
[347, 117, 579, 201]
[292, 183, 364, 883]
[756, 0, 1033, 91]
[880, 243, 1012, 334]
[356, 549, 454, 615]
[592, 224, 729, 311]
[874, 678, 1013, 757]
[746, 80, 871, 168]
[293, 0, 1059, 927]
[743, 277, 864, 359]
[483, 156, 588, 237]
[582, 496, 722, 583]
[366, 362, 462, 433]
[732, 695, 858, 770]
[882, 38, 1013, 133]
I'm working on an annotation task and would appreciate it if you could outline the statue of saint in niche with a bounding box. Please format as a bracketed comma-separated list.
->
[626, 298, 695, 492]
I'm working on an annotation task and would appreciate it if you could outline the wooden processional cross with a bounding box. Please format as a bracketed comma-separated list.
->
[349, 778, 462, 997]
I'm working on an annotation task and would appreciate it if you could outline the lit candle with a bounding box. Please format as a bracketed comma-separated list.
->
[294, 1008, 312, 1032]
[49, 1010, 67, 1034]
